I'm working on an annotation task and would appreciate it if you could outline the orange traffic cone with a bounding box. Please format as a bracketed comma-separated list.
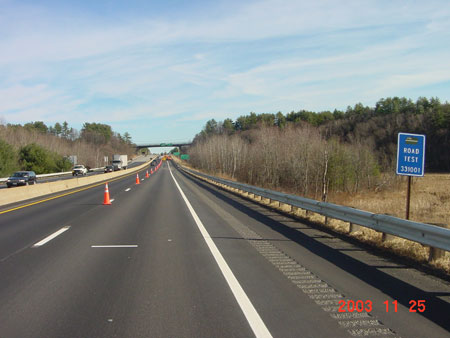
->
[150, 168, 153, 174]
[103, 183, 111, 205]
[136, 173, 140, 185]
[145, 170, 149, 178]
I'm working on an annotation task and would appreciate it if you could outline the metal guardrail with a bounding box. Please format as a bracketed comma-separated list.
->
[0, 156, 150, 183]
[0, 161, 136, 183]
[0, 171, 71, 183]
[182, 167, 450, 253]
[0, 167, 106, 183]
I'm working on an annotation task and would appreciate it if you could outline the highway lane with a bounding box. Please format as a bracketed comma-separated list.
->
[171, 163, 450, 337]
[0, 155, 157, 260]
[0, 160, 449, 337]
[0, 155, 152, 189]
[0, 161, 256, 337]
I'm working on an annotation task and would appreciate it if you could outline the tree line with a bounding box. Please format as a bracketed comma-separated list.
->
[189, 126, 380, 201]
[194, 97, 450, 172]
[0, 121, 135, 176]
[188, 96, 449, 199]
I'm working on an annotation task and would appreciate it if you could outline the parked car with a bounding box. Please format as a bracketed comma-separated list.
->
[104, 165, 114, 173]
[72, 165, 88, 176]
[6, 171, 37, 187]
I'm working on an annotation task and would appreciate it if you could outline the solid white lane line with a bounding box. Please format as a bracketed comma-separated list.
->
[125, 188, 131, 191]
[33, 226, 71, 247]
[110, 199, 115, 202]
[168, 162, 272, 338]
[91, 245, 138, 248]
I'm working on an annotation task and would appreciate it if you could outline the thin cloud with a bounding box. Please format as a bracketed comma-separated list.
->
[0, 0, 449, 141]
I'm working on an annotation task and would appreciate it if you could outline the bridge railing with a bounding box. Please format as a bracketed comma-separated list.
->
[135, 142, 192, 148]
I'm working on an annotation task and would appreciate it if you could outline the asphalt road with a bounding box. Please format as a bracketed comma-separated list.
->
[0, 160, 449, 338]
[0, 155, 150, 189]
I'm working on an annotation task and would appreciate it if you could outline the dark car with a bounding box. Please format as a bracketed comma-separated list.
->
[6, 171, 37, 187]
[104, 165, 114, 173]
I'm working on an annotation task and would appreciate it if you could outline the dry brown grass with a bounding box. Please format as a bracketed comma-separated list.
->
[331, 174, 450, 226]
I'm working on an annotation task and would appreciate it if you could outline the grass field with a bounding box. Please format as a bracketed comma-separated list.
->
[333, 174, 450, 227]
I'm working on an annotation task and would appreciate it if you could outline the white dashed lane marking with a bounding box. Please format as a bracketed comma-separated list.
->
[91, 245, 138, 248]
[32, 226, 70, 247]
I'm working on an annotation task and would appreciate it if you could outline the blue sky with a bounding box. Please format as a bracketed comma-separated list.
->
[1, 0, 450, 145]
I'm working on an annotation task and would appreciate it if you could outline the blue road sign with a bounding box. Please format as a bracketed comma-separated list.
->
[396, 133, 426, 177]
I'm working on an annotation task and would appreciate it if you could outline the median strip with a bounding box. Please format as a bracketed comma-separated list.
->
[0, 158, 156, 215]
[33, 226, 71, 247]
[0, 157, 157, 212]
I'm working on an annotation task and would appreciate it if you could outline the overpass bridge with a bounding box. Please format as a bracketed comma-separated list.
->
[135, 142, 192, 150]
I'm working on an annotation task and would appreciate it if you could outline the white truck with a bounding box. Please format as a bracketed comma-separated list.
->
[112, 155, 128, 170]
[72, 165, 88, 176]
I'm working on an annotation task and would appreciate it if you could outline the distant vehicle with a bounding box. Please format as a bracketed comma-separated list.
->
[104, 165, 114, 173]
[6, 171, 37, 187]
[112, 155, 128, 170]
[72, 165, 88, 176]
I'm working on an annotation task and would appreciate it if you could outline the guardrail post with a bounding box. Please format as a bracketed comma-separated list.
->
[428, 247, 446, 262]
[291, 206, 299, 215]
[428, 223, 448, 262]
[348, 222, 361, 234]
[381, 214, 396, 242]
[381, 232, 397, 242]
